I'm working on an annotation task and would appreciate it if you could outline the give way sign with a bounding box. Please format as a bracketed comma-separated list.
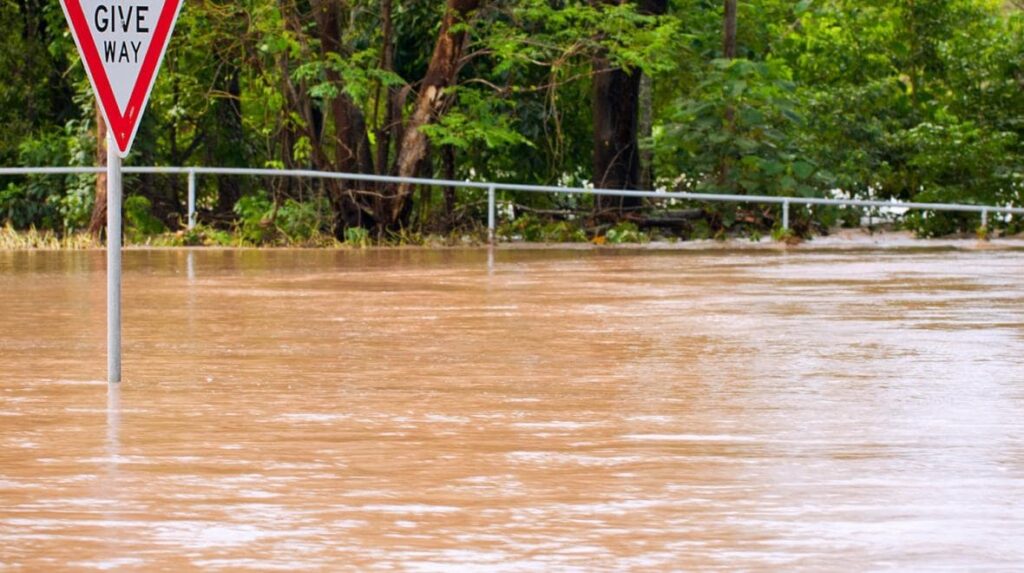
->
[60, 0, 183, 157]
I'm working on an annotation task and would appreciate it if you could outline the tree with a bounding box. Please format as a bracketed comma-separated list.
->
[388, 0, 482, 226]
[3, 0, 1022, 241]
[592, 0, 667, 218]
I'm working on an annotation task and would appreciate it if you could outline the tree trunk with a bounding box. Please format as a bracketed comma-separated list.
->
[311, 0, 376, 235]
[592, 63, 642, 216]
[719, 0, 738, 192]
[591, 0, 667, 218]
[87, 103, 107, 238]
[374, 0, 397, 175]
[723, 0, 738, 59]
[388, 0, 481, 226]
[312, 0, 373, 174]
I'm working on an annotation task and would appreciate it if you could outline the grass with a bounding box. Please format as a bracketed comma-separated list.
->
[3, 220, 1020, 251]
[0, 224, 489, 250]
[0, 224, 98, 250]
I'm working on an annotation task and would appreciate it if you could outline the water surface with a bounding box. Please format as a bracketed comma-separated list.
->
[1, 248, 1023, 570]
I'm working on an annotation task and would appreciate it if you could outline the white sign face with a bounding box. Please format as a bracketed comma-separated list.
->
[81, 1, 162, 112]
[60, 0, 183, 156]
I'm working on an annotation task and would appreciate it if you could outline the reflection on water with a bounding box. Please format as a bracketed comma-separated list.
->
[186, 250, 195, 283]
[1, 247, 1024, 570]
[106, 383, 119, 463]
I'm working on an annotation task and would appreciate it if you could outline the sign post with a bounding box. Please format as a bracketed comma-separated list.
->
[60, 0, 183, 383]
[107, 134, 121, 383]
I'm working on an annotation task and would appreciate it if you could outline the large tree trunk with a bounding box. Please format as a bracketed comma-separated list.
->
[374, 0, 397, 175]
[312, 0, 373, 175]
[388, 0, 481, 226]
[88, 103, 107, 238]
[311, 0, 376, 234]
[592, 0, 667, 218]
[592, 64, 642, 216]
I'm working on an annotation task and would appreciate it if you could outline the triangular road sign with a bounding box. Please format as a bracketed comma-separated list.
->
[60, 0, 183, 157]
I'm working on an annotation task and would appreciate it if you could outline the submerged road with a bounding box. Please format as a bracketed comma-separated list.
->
[1, 247, 1023, 570]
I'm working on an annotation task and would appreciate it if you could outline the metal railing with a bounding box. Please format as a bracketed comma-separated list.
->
[2, 166, 1022, 239]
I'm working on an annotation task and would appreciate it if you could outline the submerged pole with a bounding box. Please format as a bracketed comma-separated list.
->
[107, 134, 122, 384]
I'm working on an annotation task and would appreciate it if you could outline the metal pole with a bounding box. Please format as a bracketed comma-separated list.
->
[487, 185, 496, 245]
[981, 209, 988, 229]
[782, 200, 790, 231]
[187, 169, 196, 230]
[107, 134, 122, 384]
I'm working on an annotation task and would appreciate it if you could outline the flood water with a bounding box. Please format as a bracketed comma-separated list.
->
[2, 247, 1024, 570]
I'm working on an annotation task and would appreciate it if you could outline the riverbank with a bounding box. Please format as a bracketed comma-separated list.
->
[3, 224, 1023, 252]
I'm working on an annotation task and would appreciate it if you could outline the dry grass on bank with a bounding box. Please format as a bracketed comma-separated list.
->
[2, 223, 1023, 251]
[0, 224, 100, 250]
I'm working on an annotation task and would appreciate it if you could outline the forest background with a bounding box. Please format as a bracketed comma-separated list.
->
[1, 0, 1022, 245]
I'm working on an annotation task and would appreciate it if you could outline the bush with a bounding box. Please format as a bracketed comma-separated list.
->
[2, 125, 95, 234]
[345, 226, 370, 247]
[605, 221, 647, 244]
[233, 192, 274, 244]
[497, 213, 589, 243]
[124, 196, 167, 240]
[276, 197, 330, 242]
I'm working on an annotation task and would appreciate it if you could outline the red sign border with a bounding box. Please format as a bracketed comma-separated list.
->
[60, 0, 183, 157]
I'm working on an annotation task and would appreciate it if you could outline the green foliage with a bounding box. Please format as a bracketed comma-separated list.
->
[542, 220, 589, 243]
[497, 214, 588, 243]
[0, 182, 53, 231]
[2, 0, 1023, 243]
[176, 224, 234, 247]
[689, 219, 712, 241]
[420, 89, 533, 152]
[771, 226, 797, 243]
[785, 0, 1023, 200]
[233, 192, 274, 244]
[604, 221, 647, 244]
[345, 226, 371, 248]
[903, 210, 974, 238]
[124, 196, 168, 239]
[229, 191, 334, 245]
[499, 214, 542, 242]
[655, 58, 824, 199]
[1, 126, 94, 233]
[276, 197, 331, 242]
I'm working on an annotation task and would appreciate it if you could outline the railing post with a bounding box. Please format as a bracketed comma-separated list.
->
[187, 169, 197, 230]
[487, 184, 496, 245]
[981, 208, 988, 229]
[782, 200, 790, 231]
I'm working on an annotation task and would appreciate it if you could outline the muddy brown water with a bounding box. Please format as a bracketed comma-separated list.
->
[1, 248, 1023, 570]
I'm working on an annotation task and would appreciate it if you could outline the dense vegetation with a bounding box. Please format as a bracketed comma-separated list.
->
[1, 0, 1022, 245]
